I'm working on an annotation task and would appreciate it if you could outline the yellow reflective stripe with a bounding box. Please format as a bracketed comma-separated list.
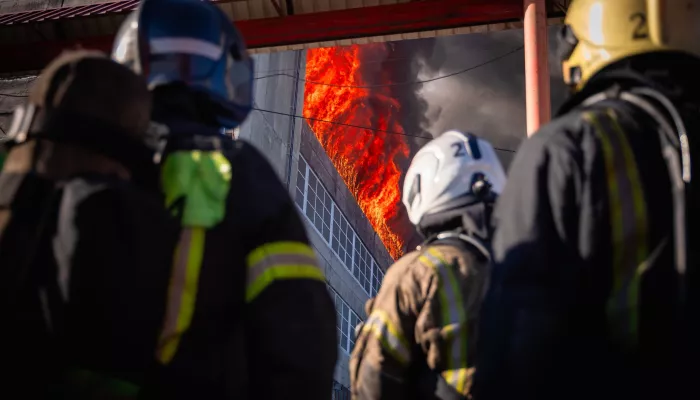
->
[362, 309, 411, 365]
[157, 227, 206, 364]
[585, 111, 649, 346]
[419, 248, 469, 395]
[245, 241, 325, 302]
[246, 241, 316, 267]
[608, 109, 649, 336]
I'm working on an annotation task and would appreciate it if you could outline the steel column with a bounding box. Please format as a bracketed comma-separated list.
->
[523, 0, 551, 136]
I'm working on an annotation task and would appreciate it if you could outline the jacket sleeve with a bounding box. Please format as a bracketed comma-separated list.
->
[351, 249, 475, 400]
[473, 124, 587, 399]
[350, 261, 419, 400]
[240, 145, 337, 400]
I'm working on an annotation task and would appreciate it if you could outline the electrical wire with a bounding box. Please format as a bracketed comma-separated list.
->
[0, 99, 517, 152]
[253, 57, 416, 77]
[252, 106, 516, 153]
[1, 47, 522, 94]
[0, 92, 28, 98]
[254, 46, 524, 88]
[0, 46, 522, 93]
[0, 48, 524, 153]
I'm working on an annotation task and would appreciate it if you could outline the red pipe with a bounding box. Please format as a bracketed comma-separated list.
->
[523, 0, 551, 136]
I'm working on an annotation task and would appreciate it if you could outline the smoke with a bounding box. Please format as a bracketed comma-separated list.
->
[381, 25, 569, 171]
[354, 27, 570, 251]
[356, 42, 450, 251]
[414, 30, 527, 170]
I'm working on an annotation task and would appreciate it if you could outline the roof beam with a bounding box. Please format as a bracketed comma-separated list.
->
[0, 0, 523, 74]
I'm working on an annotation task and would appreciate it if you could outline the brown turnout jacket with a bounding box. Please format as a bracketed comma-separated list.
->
[350, 238, 489, 400]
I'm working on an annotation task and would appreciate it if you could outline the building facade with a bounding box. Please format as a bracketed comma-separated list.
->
[238, 49, 393, 394]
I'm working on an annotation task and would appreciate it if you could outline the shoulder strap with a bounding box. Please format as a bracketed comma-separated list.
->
[4, 179, 63, 311]
[584, 88, 689, 302]
[427, 232, 491, 262]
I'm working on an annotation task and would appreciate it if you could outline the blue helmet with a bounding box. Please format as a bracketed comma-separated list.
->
[112, 0, 254, 129]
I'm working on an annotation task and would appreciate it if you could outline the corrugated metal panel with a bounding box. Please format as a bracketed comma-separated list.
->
[247, 17, 565, 54]
[0, 0, 532, 73]
[0, 1, 140, 25]
[0, 0, 385, 26]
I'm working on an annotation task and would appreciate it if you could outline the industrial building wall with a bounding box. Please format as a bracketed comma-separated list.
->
[245, 48, 393, 390]
[240, 48, 393, 390]
[295, 121, 394, 389]
[237, 49, 305, 185]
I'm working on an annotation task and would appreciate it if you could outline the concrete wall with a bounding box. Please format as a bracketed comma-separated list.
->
[238, 49, 304, 185]
[0, 0, 104, 14]
[243, 48, 389, 390]
[299, 122, 394, 271]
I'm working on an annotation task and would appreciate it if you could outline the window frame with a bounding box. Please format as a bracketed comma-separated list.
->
[294, 156, 385, 297]
[328, 284, 362, 355]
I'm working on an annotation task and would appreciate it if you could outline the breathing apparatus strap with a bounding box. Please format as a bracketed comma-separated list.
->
[583, 86, 689, 302]
[432, 231, 491, 263]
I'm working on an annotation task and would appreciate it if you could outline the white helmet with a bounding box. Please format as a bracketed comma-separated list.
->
[402, 130, 507, 226]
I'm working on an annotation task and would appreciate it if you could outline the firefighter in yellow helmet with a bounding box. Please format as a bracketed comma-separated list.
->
[474, 1, 700, 400]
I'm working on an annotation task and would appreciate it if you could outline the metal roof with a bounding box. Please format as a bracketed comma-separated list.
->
[0, 0, 419, 26]
[0, 1, 140, 26]
[0, 0, 567, 74]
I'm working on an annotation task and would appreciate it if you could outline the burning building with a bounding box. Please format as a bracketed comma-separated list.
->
[236, 49, 395, 392]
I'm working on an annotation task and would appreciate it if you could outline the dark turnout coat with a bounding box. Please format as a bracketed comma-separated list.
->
[475, 62, 700, 400]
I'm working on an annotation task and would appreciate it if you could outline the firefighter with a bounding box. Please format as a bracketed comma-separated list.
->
[474, 1, 700, 400]
[350, 130, 507, 400]
[0, 50, 181, 398]
[111, 0, 337, 398]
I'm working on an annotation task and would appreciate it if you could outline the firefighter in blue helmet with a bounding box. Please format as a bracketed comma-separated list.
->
[112, 1, 337, 398]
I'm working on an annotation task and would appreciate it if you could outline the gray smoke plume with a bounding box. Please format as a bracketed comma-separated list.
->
[394, 25, 570, 170]
[363, 26, 570, 252]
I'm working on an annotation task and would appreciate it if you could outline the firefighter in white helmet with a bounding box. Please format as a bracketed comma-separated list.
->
[350, 130, 507, 400]
[474, 1, 700, 400]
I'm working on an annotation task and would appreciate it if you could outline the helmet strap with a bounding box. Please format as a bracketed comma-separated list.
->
[460, 200, 493, 243]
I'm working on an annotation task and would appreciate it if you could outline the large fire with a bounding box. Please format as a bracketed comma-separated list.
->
[303, 44, 409, 260]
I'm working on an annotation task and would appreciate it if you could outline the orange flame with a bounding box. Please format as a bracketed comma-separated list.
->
[304, 44, 409, 260]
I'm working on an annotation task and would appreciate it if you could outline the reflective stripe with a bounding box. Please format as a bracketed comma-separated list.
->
[418, 248, 469, 395]
[362, 309, 411, 365]
[585, 110, 649, 346]
[245, 241, 325, 302]
[150, 37, 224, 60]
[157, 227, 206, 364]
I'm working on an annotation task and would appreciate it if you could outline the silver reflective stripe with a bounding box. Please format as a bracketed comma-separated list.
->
[363, 310, 411, 364]
[53, 180, 108, 302]
[149, 37, 223, 60]
[422, 250, 465, 388]
[246, 253, 319, 286]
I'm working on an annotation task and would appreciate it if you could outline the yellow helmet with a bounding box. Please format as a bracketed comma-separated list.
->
[561, 0, 700, 91]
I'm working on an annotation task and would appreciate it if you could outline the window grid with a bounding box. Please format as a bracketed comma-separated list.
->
[294, 158, 307, 211]
[371, 261, 384, 297]
[295, 156, 385, 298]
[329, 284, 361, 354]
